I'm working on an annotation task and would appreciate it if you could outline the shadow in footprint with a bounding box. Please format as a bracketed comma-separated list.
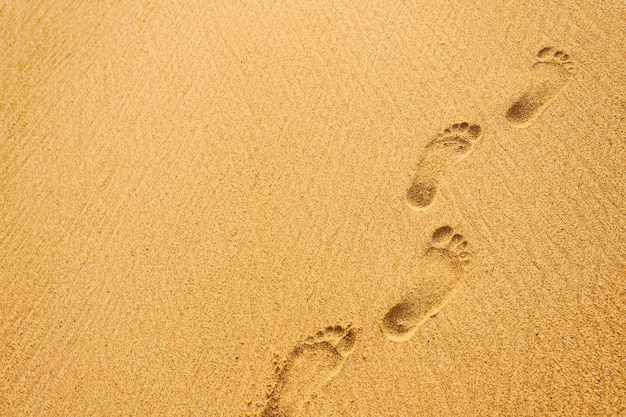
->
[406, 123, 482, 211]
[381, 226, 472, 342]
[506, 46, 574, 128]
[261, 325, 359, 417]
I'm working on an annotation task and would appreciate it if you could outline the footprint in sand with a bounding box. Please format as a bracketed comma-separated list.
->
[506, 47, 574, 128]
[406, 122, 482, 211]
[381, 226, 471, 342]
[261, 325, 359, 417]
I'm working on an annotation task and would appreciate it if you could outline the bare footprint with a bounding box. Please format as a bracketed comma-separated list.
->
[406, 122, 482, 210]
[381, 226, 471, 342]
[261, 325, 359, 417]
[506, 47, 574, 128]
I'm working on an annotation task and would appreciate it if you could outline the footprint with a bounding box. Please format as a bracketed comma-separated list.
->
[261, 325, 359, 417]
[406, 122, 482, 210]
[381, 226, 471, 342]
[506, 47, 574, 128]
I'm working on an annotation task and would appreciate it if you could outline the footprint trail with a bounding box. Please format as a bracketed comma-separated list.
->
[506, 47, 574, 128]
[260, 325, 359, 417]
[381, 226, 471, 342]
[406, 122, 482, 211]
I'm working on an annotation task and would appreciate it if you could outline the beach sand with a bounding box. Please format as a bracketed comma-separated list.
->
[1, 1, 625, 416]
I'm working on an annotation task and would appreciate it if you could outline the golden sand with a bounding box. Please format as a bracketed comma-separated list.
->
[1, 1, 625, 416]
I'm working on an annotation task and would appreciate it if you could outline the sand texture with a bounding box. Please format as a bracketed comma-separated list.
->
[1, 1, 626, 416]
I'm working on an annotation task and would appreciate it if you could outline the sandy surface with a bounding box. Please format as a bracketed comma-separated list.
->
[2, 1, 625, 416]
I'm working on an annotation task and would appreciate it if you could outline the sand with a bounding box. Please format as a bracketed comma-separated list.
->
[1, 1, 625, 416]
